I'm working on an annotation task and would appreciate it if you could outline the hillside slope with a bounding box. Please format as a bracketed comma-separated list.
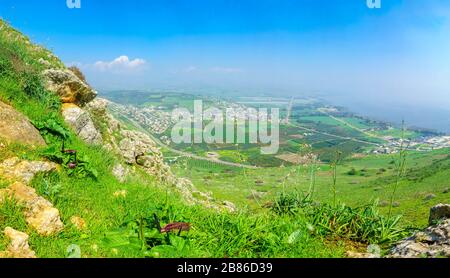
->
[0, 19, 348, 258]
[1, 19, 448, 259]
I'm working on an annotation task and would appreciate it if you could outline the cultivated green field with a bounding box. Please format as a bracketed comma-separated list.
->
[171, 148, 450, 227]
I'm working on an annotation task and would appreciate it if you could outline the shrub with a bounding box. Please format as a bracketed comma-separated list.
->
[347, 168, 357, 175]
[303, 201, 407, 244]
[68, 66, 87, 83]
[270, 191, 407, 245]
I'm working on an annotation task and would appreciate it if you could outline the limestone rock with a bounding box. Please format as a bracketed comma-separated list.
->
[0, 157, 58, 184]
[0, 228, 36, 258]
[388, 219, 450, 258]
[62, 103, 103, 145]
[429, 204, 450, 225]
[424, 194, 436, 201]
[86, 98, 121, 135]
[118, 130, 157, 164]
[222, 201, 237, 213]
[346, 251, 379, 259]
[42, 68, 96, 106]
[0, 101, 46, 147]
[38, 58, 51, 68]
[6, 182, 64, 236]
[112, 164, 128, 183]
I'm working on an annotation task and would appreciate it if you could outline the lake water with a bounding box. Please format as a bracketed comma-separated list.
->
[323, 95, 450, 134]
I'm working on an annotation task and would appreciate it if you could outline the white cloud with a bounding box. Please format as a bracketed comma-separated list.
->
[210, 67, 243, 73]
[94, 56, 147, 72]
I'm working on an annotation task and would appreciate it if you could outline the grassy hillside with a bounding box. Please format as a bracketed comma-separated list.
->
[0, 19, 349, 258]
[1, 19, 447, 258]
[173, 149, 449, 227]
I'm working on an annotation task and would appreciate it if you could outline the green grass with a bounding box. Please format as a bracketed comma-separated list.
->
[0, 19, 348, 258]
[173, 148, 449, 228]
[1, 19, 447, 258]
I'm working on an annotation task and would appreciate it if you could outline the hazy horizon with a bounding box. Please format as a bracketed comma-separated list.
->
[1, 0, 449, 132]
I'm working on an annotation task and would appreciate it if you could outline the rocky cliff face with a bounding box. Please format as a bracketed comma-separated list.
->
[0, 101, 46, 147]
[43, 69, 97, 106]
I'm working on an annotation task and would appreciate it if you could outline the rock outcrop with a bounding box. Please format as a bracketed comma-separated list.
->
[42, 68, 104, 146]
[0, 228, 36, 258]
[112, 164, 129, 183]
[62, 103, 103, 145]
[4, 182, 64, 236]
[388, 204, 450, 258]
[429, 204, 450, 225]
[0, 158, 64, 236]
[0, 101, 46, 147]
[0, 157, 58, 184]
[42, 69, 97, 106]
[119, 130, 158, 164]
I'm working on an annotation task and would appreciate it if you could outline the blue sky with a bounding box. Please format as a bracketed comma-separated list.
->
[0, 0, 449, 113]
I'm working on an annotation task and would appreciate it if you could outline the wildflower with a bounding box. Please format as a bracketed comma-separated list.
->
[160, 222, 191, 233]
[91, 244, 98, 252]
[68, 162, 77, 169]
[113, 190, 128, 198]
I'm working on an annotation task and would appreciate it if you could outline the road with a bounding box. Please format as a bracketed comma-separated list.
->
[283, 97, 295, 124]
[110, 109, 259, 169]
[109, 102, 383, 169]
[317, 109, 386, 141]
[287, 122, 382, 147]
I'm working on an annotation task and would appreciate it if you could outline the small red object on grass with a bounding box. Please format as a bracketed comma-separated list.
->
[160, 222, 191, 233]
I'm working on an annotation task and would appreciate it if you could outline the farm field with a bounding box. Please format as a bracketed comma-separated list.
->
[171, 148, 450, 227]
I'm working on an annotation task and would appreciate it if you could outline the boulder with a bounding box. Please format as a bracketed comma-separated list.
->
[388, 219, 450, 258]
[112, 164, 128, 183]
[86, 98, 121, 135]
[0, 228, 36, 258]
[42, 69, 96, 106]
[0, 157, 58, 184]
[118, 130, 157, 164]
[388, 204, 450, 258]
[7, 182, 64, 236]
[0, 101, 46, 147]
[222, 201, 237, 213]
[429, 204, 450, 225]
[424, 194, 436, 201]
[62, 103, 103, 145]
